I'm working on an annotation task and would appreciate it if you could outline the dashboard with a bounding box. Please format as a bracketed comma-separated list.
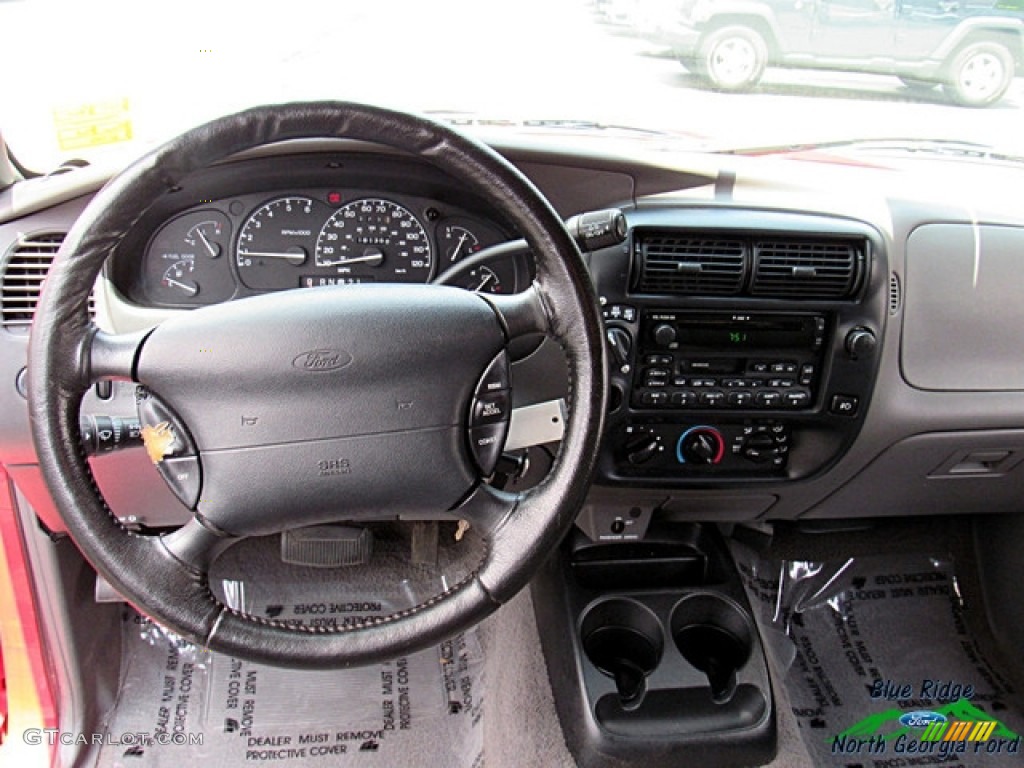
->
[4, 136, 1024, 538]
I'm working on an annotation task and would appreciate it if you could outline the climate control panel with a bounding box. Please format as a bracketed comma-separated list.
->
[618, 420, 790, 477]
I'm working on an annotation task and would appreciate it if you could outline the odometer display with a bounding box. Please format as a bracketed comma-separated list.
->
[315, 198, 432, 282]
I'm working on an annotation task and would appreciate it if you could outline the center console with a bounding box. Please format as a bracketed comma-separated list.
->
[535, 206, 888, 767]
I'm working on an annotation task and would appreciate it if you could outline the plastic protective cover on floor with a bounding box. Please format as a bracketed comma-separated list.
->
[733, 544, 1024, 766]
[96, 561, 484, 767]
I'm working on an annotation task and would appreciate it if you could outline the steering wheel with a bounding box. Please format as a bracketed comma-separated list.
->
[27, 102, 606, 668]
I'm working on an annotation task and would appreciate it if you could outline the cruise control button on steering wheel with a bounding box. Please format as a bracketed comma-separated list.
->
[468, 351, 512, 474]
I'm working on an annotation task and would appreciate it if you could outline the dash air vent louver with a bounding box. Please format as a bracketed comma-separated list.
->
[635, 234, 746, 295]
[750, 239, 862, 298]
[1, 232, 92, 328]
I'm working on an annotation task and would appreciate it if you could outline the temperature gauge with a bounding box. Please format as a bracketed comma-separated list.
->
[184, 219, 225, 258]
[440, 224, 482, 263]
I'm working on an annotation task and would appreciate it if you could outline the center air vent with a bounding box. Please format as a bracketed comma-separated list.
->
[751, 239, 862, 298]
[635, 234, 746, 295]
[1, 232, 92, 328]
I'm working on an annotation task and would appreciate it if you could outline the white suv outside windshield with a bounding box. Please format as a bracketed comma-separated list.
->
[1, 0, 1022, 170]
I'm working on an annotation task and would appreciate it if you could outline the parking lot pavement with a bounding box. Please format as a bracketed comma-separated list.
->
[2, 0, 1021, 169]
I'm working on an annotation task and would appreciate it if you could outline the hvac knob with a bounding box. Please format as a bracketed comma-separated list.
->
[677, 427, 724, 465]
[625, 433, 661, 465]
[606, 327, 633, 372]
[845, 327, 877, 359]
[652, 323, 677, 347]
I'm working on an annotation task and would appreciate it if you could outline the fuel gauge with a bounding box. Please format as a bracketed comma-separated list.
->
[162, 259, 199, 297]
[144, 210, 234, 306]
[464, 264, 508, 294]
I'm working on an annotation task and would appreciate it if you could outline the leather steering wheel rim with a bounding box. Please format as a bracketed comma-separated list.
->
[27, 102, 606, 668]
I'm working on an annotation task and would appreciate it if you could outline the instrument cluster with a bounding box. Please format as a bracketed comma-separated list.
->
[140, 188, 518, 307]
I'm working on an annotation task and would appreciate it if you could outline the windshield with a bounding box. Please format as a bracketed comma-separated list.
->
[2, 0, 1023, 170]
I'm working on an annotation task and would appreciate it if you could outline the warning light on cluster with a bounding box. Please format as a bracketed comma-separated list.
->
[327, 192, 343, 205]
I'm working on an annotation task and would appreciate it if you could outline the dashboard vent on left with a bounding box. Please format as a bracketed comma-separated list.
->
[751, 239, 862, 298]
[1, 233, 93, 329]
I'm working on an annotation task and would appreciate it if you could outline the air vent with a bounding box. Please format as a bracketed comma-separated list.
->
[889, 272, 902, 315]
[751, 239, 861, 298]
[1, 232, 93, 328]
[636, 234, 746, 295]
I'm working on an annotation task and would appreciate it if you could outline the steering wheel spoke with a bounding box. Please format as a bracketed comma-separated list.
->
[452, 484, 522, 540]
[89, 327, 149, 382]
[160, 516, 238, 576]
[483, 283, 551, 341]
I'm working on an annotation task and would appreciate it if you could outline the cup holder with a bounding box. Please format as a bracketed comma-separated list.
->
[670, 593, 753, 704]
[581, 598, 664, 709]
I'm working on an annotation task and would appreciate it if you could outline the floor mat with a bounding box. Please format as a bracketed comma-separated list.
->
[95, 533, 485, 768]
[734, 544, 1024, 766]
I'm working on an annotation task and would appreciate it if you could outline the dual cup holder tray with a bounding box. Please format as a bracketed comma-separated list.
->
[535, 524, 776, 768]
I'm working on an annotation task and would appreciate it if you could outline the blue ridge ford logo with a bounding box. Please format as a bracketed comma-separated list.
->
[899, 711, 948, 728]
[292, 348, 352, 372]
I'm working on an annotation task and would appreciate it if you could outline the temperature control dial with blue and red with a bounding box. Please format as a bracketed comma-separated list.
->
[676, 426, 725, 465]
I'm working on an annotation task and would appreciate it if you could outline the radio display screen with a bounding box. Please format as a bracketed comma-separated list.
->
[680, 319, 813, 348]
[648, 313, 819, 350]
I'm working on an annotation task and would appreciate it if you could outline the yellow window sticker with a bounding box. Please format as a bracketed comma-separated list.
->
[52, 99, 132, 151]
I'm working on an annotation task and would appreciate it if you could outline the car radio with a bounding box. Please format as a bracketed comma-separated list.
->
[632, 311, 827, 411]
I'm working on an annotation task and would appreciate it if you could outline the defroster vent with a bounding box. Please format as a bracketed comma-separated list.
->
[635, 234, 746, 295]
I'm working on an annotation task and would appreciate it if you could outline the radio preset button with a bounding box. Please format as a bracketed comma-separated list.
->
[727, 391, 754, 407]
[784, 390, 811, 408]
[699, 390, 725, 407]
[755, 391, 782, 407]
[641, 391, 669, 407]
[670, 391, 697, 407]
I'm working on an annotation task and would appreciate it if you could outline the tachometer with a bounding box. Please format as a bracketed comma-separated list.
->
[314, 198, 432, 282]
[236, 196, 328, 290]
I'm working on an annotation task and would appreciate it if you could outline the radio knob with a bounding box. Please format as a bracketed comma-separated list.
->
[677, 427, 724, 465]
[653, 323, 677, 347]
[845, 327, 877, 359]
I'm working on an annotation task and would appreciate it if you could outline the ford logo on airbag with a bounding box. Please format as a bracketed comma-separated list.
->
[292, 349, 352, 372]
[899, 711, 947, 728]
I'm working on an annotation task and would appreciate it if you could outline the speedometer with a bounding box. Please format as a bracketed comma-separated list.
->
[314, 198, 432, 282]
